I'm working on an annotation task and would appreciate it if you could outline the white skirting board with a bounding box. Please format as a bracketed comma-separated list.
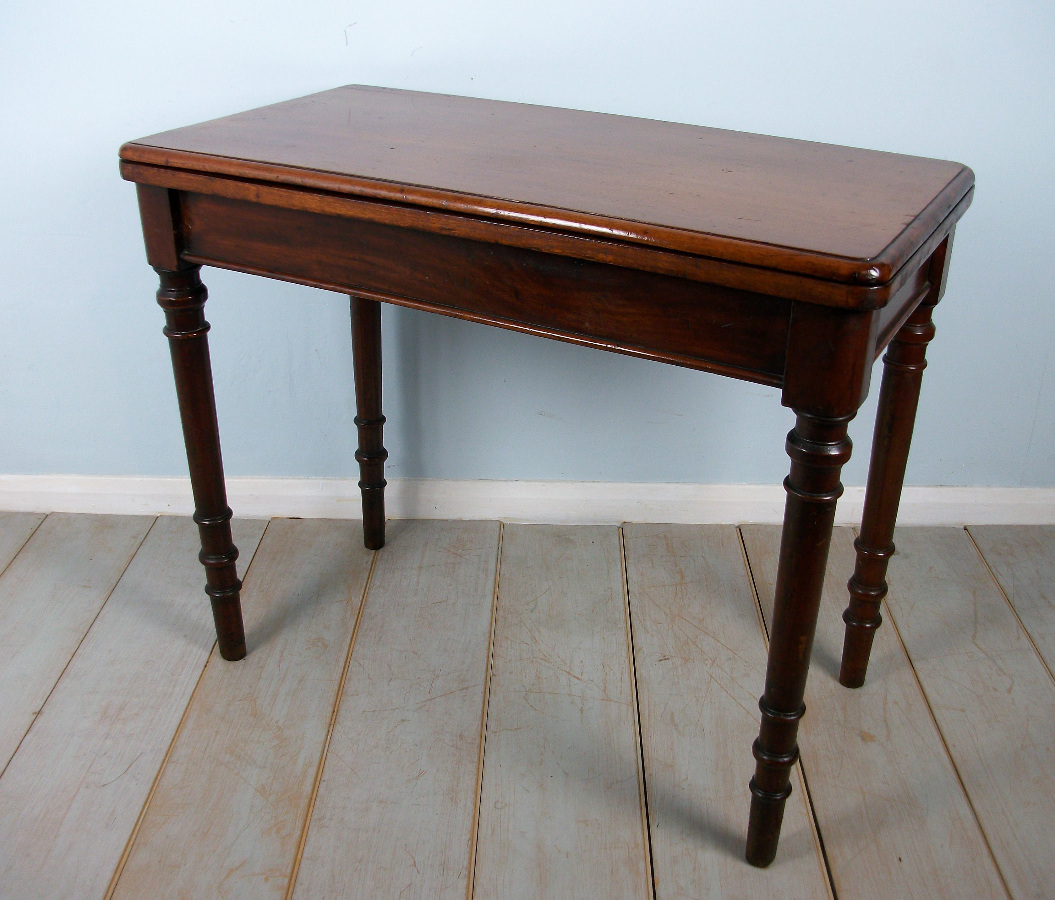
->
[1, 475, 1053, 525]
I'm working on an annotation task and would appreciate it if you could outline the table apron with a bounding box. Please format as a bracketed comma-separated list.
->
[178, 191, 792, 386]
[873, 262, 933, 358]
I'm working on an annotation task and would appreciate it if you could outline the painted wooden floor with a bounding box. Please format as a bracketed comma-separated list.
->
[0, 512, 1051, 899]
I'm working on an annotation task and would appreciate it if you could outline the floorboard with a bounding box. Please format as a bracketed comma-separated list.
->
[0, 511, 45, 574]
[741, 525, 1008, 900]
[967, 525, 1055, 678]
[0, 512, 1049, 899]
[111, 519, 374, 900]
[473, 524, 653, 900]
[624, 524, 832, 900]
[883, 526, 1055, 900]
[292, 520, 501, 900]
[0, 513, 153, 774]
[0, 515, 267, 900]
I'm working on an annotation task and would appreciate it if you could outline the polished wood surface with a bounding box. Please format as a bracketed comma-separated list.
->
[179, 191, 792, 384]
[350, 295, 387, 550]
[120, 86, 970, 290]
[120, 86, 975, 870]
[840, 242, 945, 687]
[746, 412, 853, 865]
[156, 266, 244, 660]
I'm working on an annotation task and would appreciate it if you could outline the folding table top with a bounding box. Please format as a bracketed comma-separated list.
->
[121, 85, 973, 289]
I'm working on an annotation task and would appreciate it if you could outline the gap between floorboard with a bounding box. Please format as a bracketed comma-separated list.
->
[963, 527, 1055, 687]
[875, 525, 1052, 899]
[618, 526, 658, 900]
[859, 525, 1012, 898]
[0, 514, 157, 782]
[466, 522, 504, 900]
[283, 548, 380, 900]
[105, 517, 274, 900]
[736, 525, 839, 900]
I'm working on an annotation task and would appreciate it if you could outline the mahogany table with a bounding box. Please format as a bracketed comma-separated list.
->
[120, 86, 973, 867]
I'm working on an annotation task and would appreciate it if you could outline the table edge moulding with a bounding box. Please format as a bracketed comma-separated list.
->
[118, 85, 975, 870]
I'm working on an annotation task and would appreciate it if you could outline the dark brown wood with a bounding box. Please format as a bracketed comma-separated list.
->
[135, 185, 183, 271]
[121, 86, 975, 869]
[839, 239, 950, 687]
[350, 295, 387, 550]
[746, 412, 853, 867]
[178, 191, 791, 386]
[119, 86, 971, 295]
[121, 158, 971, 311]
[155, 266, 244, 660]
[782, 304, 878, 417]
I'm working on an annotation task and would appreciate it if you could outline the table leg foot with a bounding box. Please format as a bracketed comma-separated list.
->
[746, 708, 798, 866]
[839, 296, 937, 688]
[351, 295, 387, 550]
[156, 266, 245, 660]
[746, 412, 852, 866]
[197, 507, 244, 661]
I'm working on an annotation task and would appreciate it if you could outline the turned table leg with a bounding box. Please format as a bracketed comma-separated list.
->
[746, 412, 853, 867]
[351, 295, 387, 550]
[156, 266, 245, 660]
[839, 297, 938, 688]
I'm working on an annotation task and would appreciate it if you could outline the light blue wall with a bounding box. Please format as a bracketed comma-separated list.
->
[2, 1, 1053, 486]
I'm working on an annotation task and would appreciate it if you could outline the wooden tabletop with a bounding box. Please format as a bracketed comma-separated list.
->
[121, 86, 972, 287]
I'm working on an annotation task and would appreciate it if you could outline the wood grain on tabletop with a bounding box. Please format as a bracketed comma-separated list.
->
[121, 85, 970, 282]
